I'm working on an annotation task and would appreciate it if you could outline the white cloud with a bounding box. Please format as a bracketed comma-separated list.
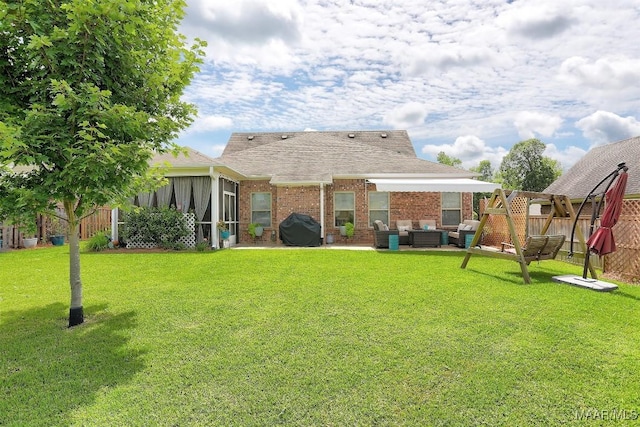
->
[406, 45, 497, 77]
[421, 135, 508, 170]
[182, 0, 303, 71]
[208, 144, 227, 157]
[188, 115, 234, 134]
[174, 0, 640, 164]
[543, 143, 587, 171]
[576, 111, 640, 146]
[514, 111, 563, 139]
[383, 102, 429, 129]
[558, 56, 640, 91]
[498, 3, 576, 39]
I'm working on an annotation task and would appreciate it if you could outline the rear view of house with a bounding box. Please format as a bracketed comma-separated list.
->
[117, 130, 499, 248]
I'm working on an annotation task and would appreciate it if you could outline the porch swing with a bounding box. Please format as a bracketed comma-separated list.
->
[460, 188, 594, 284]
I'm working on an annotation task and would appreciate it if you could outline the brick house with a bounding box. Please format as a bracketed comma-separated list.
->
[121, 130, 499, 248]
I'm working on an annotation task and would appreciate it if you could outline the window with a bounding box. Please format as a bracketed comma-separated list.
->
[251, 192, 272, 227]
[441, 192, 461, 226]
[369, 192, 389, 226]
[334, 192, 355, 226]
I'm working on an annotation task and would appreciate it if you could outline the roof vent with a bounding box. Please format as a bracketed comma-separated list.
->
[247, 135, 254, 140]
[281, 135, 288, 139]
[348, 133, 355, 138]
[380, 133, 388, 138]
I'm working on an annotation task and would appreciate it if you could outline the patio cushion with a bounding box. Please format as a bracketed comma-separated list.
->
[395, 220, 413, 229]
[463, 219, 481, 230]
[418, 220, 437, 229]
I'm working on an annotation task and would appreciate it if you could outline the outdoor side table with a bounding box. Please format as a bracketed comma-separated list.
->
[439, 229, 449, 245]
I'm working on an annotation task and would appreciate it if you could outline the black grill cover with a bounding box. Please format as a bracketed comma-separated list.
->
[279, 213, 321, 246]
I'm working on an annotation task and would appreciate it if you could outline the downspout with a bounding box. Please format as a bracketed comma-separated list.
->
[320, 183, 325, 243]
[111, 208, 118, 242]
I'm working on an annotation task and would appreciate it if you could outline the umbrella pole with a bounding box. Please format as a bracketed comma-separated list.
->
[582, 196, 599, 279]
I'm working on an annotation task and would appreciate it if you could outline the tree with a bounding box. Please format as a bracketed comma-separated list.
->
[436, 151, 462, 168]
[499, 139, 562, 191]
[0, 0, 205, 326]
[469, 160, 495, 215]
[469, 160, 494, 182]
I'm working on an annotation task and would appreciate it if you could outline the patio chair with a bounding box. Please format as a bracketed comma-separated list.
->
[448, 219, 481, 247]
[373, 220, 399, 248]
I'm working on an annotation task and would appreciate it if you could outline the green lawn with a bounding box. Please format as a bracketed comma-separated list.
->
[1, 246, 639, 426]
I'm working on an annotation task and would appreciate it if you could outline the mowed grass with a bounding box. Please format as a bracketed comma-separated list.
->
[1, 246, 639, 426]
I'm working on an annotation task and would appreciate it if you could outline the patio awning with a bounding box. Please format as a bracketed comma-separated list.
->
[369, 178, 501, 193]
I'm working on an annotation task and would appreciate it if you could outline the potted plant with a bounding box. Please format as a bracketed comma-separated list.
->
[343, 222, 355, 240]
[337, 214, 354, 237]
[48, 215, 66, 246]
[217, 220, 230, 240]
[16, 214, 38, 248]
[248, 222, 264, 239]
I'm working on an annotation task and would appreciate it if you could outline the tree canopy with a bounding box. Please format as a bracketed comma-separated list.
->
[436, 151, 462, 168]
[0, 0, 205, 326]
[498, 139, 562, 191]
[469, 160, 494, 182]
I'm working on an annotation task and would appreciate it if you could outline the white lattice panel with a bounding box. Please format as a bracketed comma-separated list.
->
[127, 213, 195, 249]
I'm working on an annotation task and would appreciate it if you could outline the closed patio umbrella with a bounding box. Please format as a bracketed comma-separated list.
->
[586, 171, 628, 256]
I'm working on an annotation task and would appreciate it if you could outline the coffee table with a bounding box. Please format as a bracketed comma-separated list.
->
[408, 229, 441, 247]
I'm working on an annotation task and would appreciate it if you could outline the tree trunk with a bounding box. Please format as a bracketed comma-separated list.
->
[65, 201, 83, 327]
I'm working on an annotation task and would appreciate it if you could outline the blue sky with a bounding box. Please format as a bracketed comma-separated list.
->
[177, 0, 640, 171]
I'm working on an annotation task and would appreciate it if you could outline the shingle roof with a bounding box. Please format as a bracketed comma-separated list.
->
[544, 136, 640, 199]
[151, 146, 218, 167]
[220, 130, 475, 183]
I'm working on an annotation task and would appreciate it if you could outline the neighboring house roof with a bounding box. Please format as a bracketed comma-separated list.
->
[150, 146, 244, 178]
[219, 130, 476, 184]
[544, 136, 640, 200]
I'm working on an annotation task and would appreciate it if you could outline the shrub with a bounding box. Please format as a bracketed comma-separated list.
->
[122, 207, 189, 249]
[195, 240, 209, 252]
[85, 231, 110, 252]
[344, 222, 355, 239]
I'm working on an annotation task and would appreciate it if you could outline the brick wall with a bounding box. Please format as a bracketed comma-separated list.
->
[389, 192, 442, 228]
[238, 180, 273, 243]
[239, 179, 474, 245]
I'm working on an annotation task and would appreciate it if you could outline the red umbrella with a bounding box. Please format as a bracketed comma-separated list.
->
[586, 171, 628, 255]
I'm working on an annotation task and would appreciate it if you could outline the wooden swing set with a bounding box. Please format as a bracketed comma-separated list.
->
[460, 188, 596, 284]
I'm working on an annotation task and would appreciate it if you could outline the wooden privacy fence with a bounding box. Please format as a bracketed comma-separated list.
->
[528, 215, 603, 270]
[0, 207, 112, 249]
[78, 208, 112, 240]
